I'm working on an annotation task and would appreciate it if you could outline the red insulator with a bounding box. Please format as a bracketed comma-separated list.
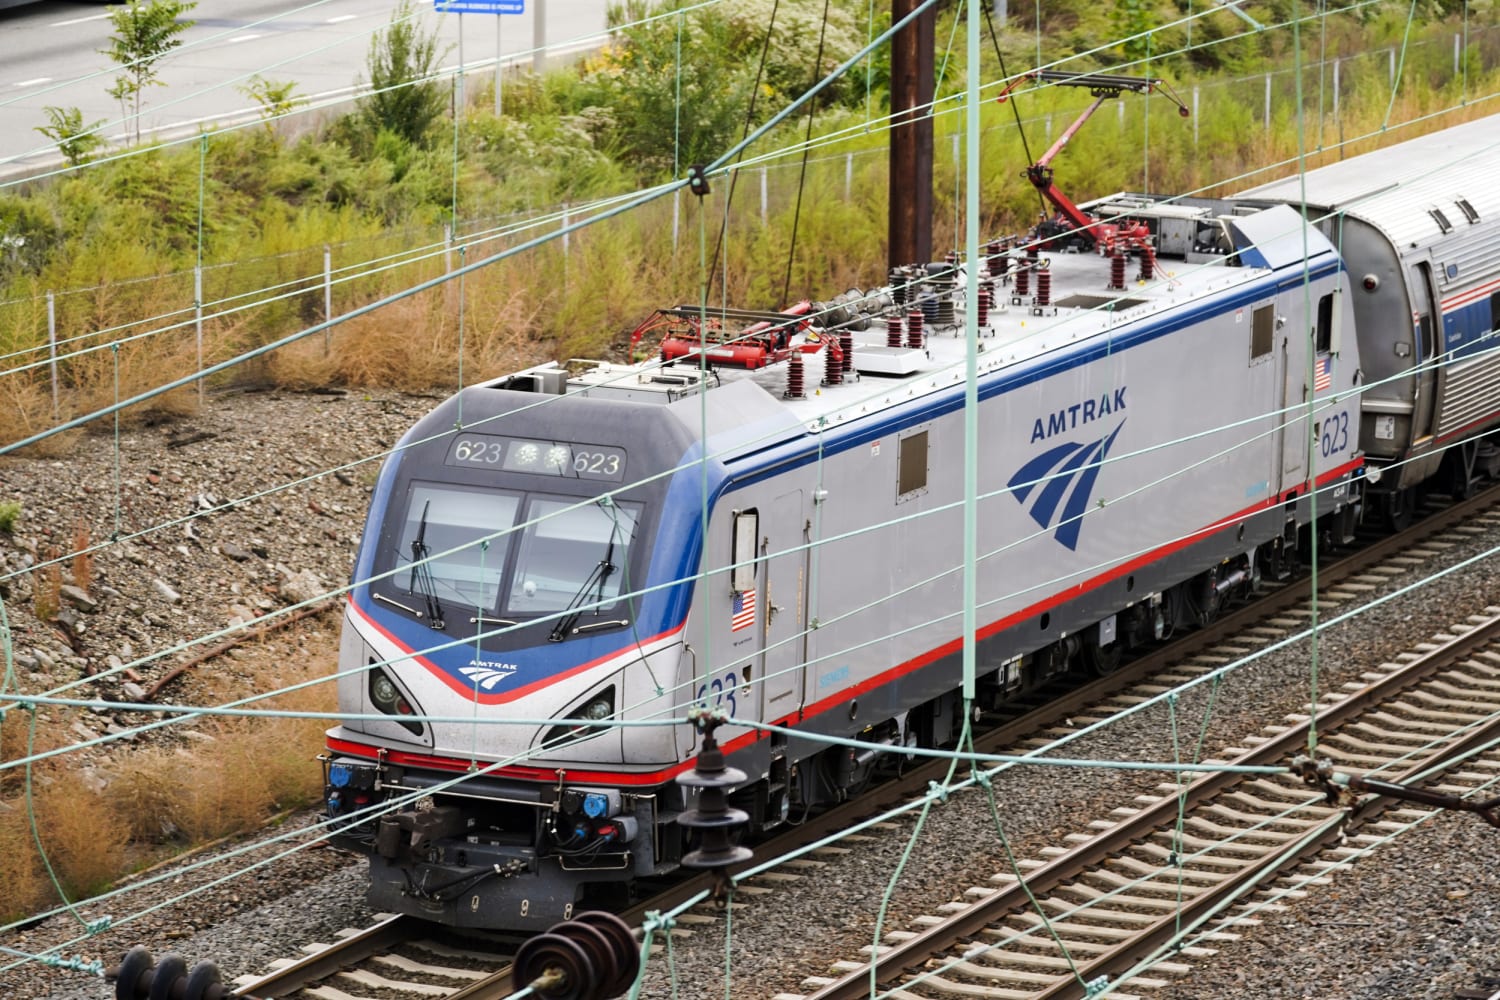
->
[1110, 251, 1127, 290]
[1138, 244, 1157, 283]
[906, 310, 924, 351]
[823, 341, 843, 385]
[1036, 267, 1052, 307]
[839, 331, 853, 374]
[785, 352, 805, 398]
[1015, 263, 1031, 298]
[976, 285, 990, 327]
[886, 315, 903, 348]
[1026, 243, 1040, 261]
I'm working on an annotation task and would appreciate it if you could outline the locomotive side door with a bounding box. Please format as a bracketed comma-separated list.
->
[1264, 301, 1306, 491]
[759, 489, 809, 719]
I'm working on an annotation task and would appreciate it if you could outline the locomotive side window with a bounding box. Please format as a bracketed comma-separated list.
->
[1250, 305, 1274, 361]
[731, 510, 758, 593]
[1315, 293, 1334, 353]
[1491, 290, 1499, 333]
[506, 498, 641, 614]
[898, 430, 929, 500]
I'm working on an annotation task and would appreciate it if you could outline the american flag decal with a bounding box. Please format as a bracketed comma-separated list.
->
[731, 588, 756, 632]
[1314, 355, 1333, 392]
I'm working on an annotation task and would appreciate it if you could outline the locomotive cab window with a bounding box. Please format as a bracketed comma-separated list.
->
[1314, 292, 1337, 354]
[898, 430, 929, 500]
[390, 484, 521, 610]
[507, 497, 642, 615]
[1250, 304, 1274, 361]
[731, 509, 758, 593]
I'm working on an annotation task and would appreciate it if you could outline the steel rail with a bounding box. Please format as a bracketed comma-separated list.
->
[799, 610, 1500, 1000]
[232, 912, 419, 998]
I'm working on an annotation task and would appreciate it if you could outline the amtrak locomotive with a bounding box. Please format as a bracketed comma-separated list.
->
[320, 112, 1498, 930]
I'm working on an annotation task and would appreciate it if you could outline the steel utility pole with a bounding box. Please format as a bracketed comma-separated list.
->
[888, 0, 935, 269]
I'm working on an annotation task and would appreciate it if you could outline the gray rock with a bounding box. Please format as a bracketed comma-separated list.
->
[59, 584, 97, 611]
[121, 682, 148, 703]
[152, 578, 182, 603]
[279, 568, 327, 606]
[220, 542, 254, 562]
[32, 647, 54, 669]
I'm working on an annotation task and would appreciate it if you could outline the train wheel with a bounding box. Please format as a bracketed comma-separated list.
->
[1084, 638, 1123, 675]
[1381, 487, 1415, 531]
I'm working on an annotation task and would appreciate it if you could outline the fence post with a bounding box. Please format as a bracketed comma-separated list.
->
[47, 290, 58, 419]
[1192, 85, 1199, 147]
[1264, 72, 1272, 132]
[323, 245, 333, 356]
[1389, 48, 1395, 85]
[194, 265, 204, 407]
[845, 153, 853, 201]
[1333, 59, 1341, 123]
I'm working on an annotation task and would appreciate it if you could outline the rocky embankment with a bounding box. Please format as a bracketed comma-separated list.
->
[0, 387, 427, 718]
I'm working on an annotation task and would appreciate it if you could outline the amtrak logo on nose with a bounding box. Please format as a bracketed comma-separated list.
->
[1008, 421, 1125, 551]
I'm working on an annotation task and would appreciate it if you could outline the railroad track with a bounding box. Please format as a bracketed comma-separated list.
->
[783, 610, 1500, 1000]
[208, 485, 1500, 1000]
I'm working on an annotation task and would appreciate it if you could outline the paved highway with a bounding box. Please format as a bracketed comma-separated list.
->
[0, 0, 611, 176]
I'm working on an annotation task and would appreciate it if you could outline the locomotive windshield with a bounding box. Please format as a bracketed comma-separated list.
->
[379, 481, 642, 636]
[508, 498, 640, 614]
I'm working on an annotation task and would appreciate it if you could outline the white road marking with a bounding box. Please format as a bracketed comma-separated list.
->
[12, 78, 53, 88]
[50, 13, 112, 27]
[228, 34, 264, 43]
[327, 14, 357, 23]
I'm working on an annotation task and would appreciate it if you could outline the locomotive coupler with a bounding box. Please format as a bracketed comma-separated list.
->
[1290, 754, 1500, 827]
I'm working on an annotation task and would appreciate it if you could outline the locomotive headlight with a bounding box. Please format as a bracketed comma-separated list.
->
[368, 665, 424, 736]
[539, 685, 616, 749]
[545, 445, 569, 470]
[580, 696, 613, 722]
[371, 674, 399, 710]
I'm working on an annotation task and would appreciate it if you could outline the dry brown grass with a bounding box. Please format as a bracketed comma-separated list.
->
[0, 628, 340, 918]
[30, 769, 130, 899]
[0, 804, 48, 923]
[106, 629, 338, 848]
[69, 521, 92, 593]
[31, 550, 60, 623]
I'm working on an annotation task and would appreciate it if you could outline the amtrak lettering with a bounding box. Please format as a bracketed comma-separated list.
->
[1029, 387, 1127, 443]
[459, 658, 519, 691]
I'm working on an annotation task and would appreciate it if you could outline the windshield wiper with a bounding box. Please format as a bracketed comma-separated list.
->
[407, 499, 446, 630]
[548, 502, 621, 643]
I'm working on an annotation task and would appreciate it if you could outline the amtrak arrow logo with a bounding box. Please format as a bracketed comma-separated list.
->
[1007, 421, 1124, 551]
